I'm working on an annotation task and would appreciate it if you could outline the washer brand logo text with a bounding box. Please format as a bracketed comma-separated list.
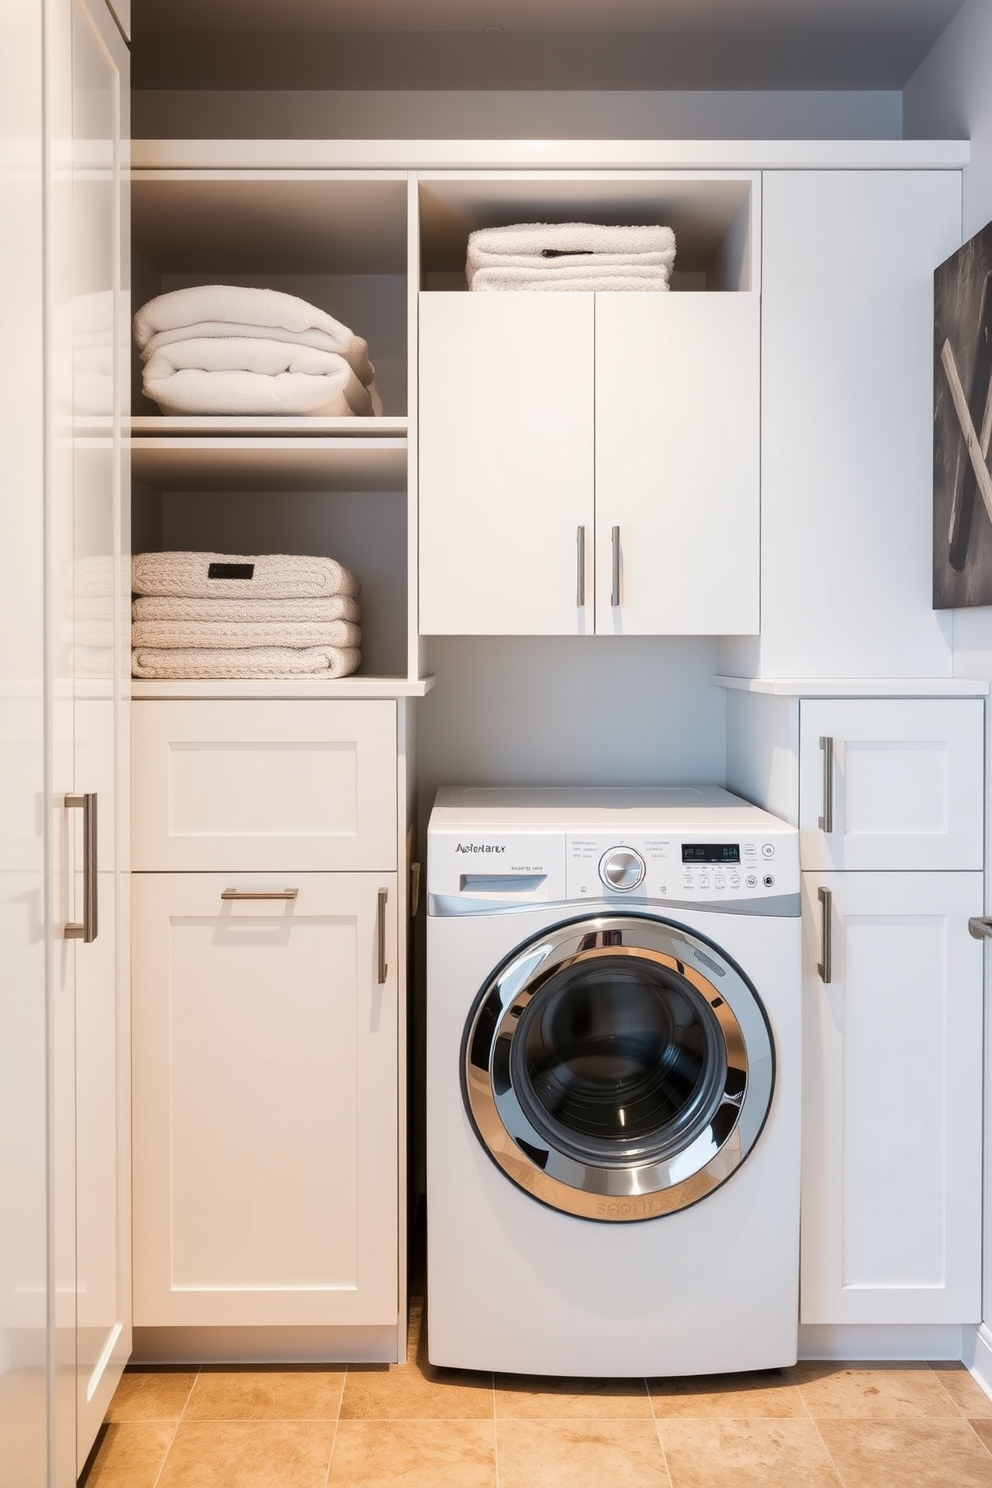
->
[455, 842, 507, 854]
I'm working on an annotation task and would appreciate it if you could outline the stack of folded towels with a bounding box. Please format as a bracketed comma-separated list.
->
[134, 285, 382, 416]
[466, 222, 676, 292]
[131, 551, 362, 680]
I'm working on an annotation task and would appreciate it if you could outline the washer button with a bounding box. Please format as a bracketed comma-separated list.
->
[699, 874, 711, 890]
[714, 874, 726, 889]
[746, 874, 758, 888]
[761, 843, 775, 858]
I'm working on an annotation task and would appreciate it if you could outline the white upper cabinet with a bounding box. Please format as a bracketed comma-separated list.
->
[417, 171, 759, 637]
[798, 698, 985, 871]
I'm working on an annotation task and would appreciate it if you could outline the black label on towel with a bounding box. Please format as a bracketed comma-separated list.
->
[540, 248, 594, 258]
[207, 562, 255, 580]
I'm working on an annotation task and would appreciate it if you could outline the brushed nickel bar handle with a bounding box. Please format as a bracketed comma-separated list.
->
[410, 861, 422, 917]
[817, 886, 833, 984]
[611, 525, 620, 607]
[377, 888, 388, 984]
[969, 916, 992, 940]
[221, 888, 299, 901]
[576, 525, 586, 607]
[65, 792, 98, 943]
[818, 736, 834, 834]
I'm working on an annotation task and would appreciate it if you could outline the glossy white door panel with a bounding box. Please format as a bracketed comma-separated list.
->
[418, 292, 594, 634]
[798, 699, 984, 870]
[131, 872, 399, 1328]
[800, 872, 983, 1325]
[0, 0, 47, 1477]
[760, 170, 960, 678]
[66, 0, 130, 1467]
[132, 699, 397, 871]
[595, 293, 760, 634]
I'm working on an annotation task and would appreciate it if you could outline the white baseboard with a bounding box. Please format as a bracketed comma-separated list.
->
[798, 1324, 965, 1361]
[962, 1324, 992, 1401]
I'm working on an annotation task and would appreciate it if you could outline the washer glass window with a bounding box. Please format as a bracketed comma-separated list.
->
[464, 915, 773, 1221]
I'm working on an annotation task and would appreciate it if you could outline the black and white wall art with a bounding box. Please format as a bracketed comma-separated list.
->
[934, 219, 992, 608]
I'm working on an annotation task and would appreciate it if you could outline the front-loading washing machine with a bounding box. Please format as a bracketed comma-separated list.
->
[425, 785, 801, 1377]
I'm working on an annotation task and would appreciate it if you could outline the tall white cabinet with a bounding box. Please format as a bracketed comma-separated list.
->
[1, 0, 130, 1482]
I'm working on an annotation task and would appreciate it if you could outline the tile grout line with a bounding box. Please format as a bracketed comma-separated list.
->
[643, 1376, 676, 1488]
[321, 1372, 345, 1488]
[148, 1363, 201, 1488]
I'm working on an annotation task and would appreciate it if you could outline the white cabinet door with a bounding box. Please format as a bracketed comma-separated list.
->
[419, 292, 594, 635]
[800, 871, 983, 1326]
[132, 872, 398, 1329]
[798, 699, 984, 871]
[595, 292, 760, 635]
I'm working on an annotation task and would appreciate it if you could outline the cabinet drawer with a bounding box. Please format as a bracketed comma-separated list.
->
[798, 699, 984, 870]
[132, 699, 397, 871]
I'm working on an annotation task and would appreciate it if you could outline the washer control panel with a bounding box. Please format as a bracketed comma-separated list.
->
[567, 831, 798, 904]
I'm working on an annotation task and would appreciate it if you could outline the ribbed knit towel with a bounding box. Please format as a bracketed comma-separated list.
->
[132, 594, 361, 624]
[131, 645, 361, 680]
[133, 284, 374, 385]
[141, 338, 378, 417]
[466, 222, 676, 289]
[131, 619, 361, 651]
[132, 552, 361, 601]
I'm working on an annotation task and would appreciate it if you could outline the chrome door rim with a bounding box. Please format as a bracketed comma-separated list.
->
[462, 914, 775, 1222]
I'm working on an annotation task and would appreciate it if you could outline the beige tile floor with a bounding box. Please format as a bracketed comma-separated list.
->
[80, 1298, 992, 1488]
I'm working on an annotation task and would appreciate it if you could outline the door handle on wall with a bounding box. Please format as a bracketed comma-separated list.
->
[969, 917, 992, 940]
[818, 736, 834, 834]
[64, 792, 98, 943]
[576, 526, 586, 607]
[377, 888, 388, 984]
[817, 886, 832, 984]
[611, 525, 621, 607]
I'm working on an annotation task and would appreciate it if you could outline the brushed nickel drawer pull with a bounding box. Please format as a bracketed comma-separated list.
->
[576, 525, 586, 607]
[818, 736, 834, 834]
[221, 888, 299, 901]
[817, 886, 833, 984]
[65, 792, 98, 943]
[377, 888, 388, 984]
[611, 524, 621, 608]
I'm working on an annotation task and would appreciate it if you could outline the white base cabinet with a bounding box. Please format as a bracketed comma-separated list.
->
[132, 871, 398, 1329]
[800, 870, 984, 1326]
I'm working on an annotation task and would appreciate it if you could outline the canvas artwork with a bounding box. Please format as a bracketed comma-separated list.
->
[933, 218, 992, 608]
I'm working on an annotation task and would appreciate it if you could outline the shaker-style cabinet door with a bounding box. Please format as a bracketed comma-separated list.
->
[419, 292, 595, 635]
[595, 292, 760, 635]
[132, 871, 399, 1329]
[800, 871, 983, 1326]
[798, 699, 984, 871]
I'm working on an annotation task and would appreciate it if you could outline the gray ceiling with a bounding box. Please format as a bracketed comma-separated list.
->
[131, 0, 970, 91]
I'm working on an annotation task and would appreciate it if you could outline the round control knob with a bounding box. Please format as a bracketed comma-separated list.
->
[599, 847, 645, 892]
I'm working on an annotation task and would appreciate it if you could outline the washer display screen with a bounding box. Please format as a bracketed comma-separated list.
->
[681, 843, 741, 863]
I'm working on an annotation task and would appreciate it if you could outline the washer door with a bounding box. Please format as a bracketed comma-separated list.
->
[463, 914, 774, 1221]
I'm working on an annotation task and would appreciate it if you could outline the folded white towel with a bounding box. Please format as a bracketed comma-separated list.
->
[134, 285, 373, 383]
[142, 337, 377, 417]
[131, 645, 361, 680]
[132, 594, 361, 624]
[470, 265, 672, 293]
[131, 619, 361, 650]
[132, 552, 361, 601]
[141, 320, 375, 386]
[466, 222, 676, 288]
